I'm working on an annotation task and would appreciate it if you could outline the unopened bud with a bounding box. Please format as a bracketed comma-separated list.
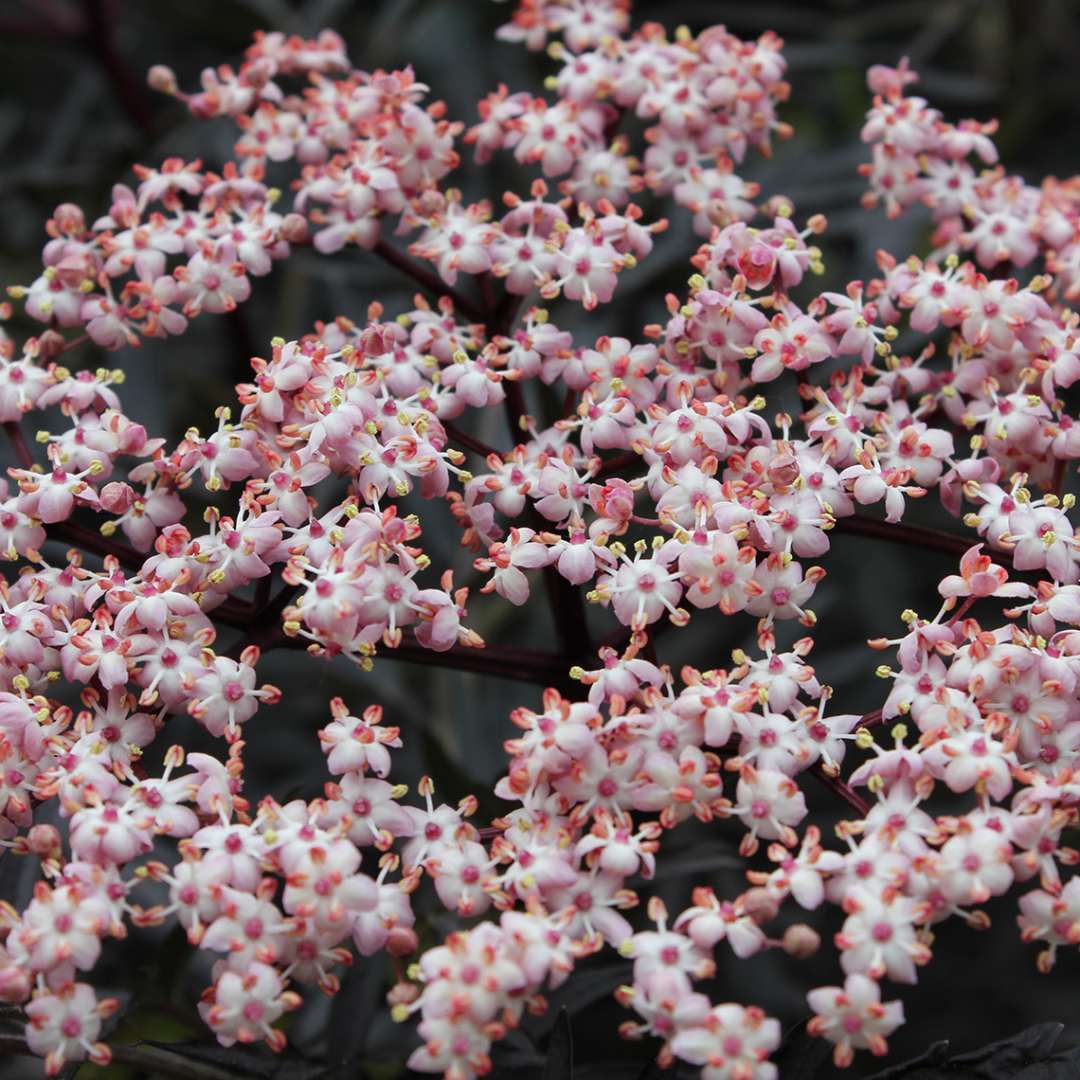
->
[743, 887, 780, 925]
[147, 65, 178, 95]
[782, 924, 821, 958]
[386, 926, 419, 957]
[280, 213, 309, 244]
[767, 453, 799, 488]
[26, 824, 61, 860]
[51, 203, 86, 235]
[36, 330, 67, 358]
[387, 982, 420, 1009]
[0, 965, 31, 1004]
[100, 481, 135, 514]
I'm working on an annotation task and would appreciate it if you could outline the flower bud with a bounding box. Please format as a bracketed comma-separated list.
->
[0, 963, 30, 1004]
[280, 213, 310, 244]
[385, 926, 419, 957]
[51, 203, 86, 236]
[26, 824, 61, 860]
[762, 195, 794, 219]
[386, 979, 420, 1007]
[147, 65, 178, 94]
[767, 453, 799, 488]
[782, 924, 821, 958]
[742, 887, 780, 925]
[100, 481, 135, 514]
[244, 58, 274, 89]
[35, 329, 67, 359]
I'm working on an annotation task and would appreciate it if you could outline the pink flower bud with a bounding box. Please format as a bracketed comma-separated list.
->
[50, 203, 86, 235]
[26, 824, 61, 860]
[866, 57, 918, 98]
[386, 980, 420, 1007]
[742, 887, 780, 925]
[279, 213, 310, 244]
[360, 323, 396, 357]
[147, 65, 178, 94]
[100, 482, 135, 514]
[35, 330, 67, 358]
[386, 926, 419, 957]
[767, 453, 799, 488]
[782, 924, 821, 958]
[244, 58, 275, 89]
[0, 963, 30, 1004]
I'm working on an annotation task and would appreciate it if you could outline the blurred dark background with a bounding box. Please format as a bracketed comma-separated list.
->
[1, 1, 1080, 1077]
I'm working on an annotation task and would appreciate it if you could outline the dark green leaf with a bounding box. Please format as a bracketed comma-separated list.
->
[541, 965, 628, 1029]
[863, 1022, 1080, 1080]
[325, 951, 388, 1069]
[140, 1040, 276, 1078]
[543, 1008, 573, 1080]
[860, 1039, 951, 1079]
[635, 1058, 678, 1080]
[774, 1018, 833, 1080]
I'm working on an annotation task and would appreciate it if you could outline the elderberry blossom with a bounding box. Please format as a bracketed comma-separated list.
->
[807, 974, 904, 1067]
[0, 8, 1078, 1080]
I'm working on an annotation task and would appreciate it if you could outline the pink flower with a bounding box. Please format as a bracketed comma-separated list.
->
[807, 973, 904, 1067]
[319, 699, 401, 777]
[595, 544, 686, 630]
[938, 544, 1031, 600]
[835, 889, 930, 984]
[199, 962, 301, 1051]
[734, 766, 808, 854]
[25, 983, 117, 1075]
[669, 1003, 782, 1080]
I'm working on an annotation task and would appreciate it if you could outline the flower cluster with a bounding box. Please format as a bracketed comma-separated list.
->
[10, 164, 294, 351]
[0, 2, 1079, 1078]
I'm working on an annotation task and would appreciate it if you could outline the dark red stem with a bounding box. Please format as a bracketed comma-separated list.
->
[595, 450, 640, 479]
[832, 514, 985, 562]
[443, 421, 500, 459]
[373, 240, 485, 322]
[1053, 456, 1068, 498]
[276, 629, 570, 686]
[82, 0, 155, 133]
[3, 422, 33, 469]
[856, 708, 884, 731]
[809, 765, 870, 817]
